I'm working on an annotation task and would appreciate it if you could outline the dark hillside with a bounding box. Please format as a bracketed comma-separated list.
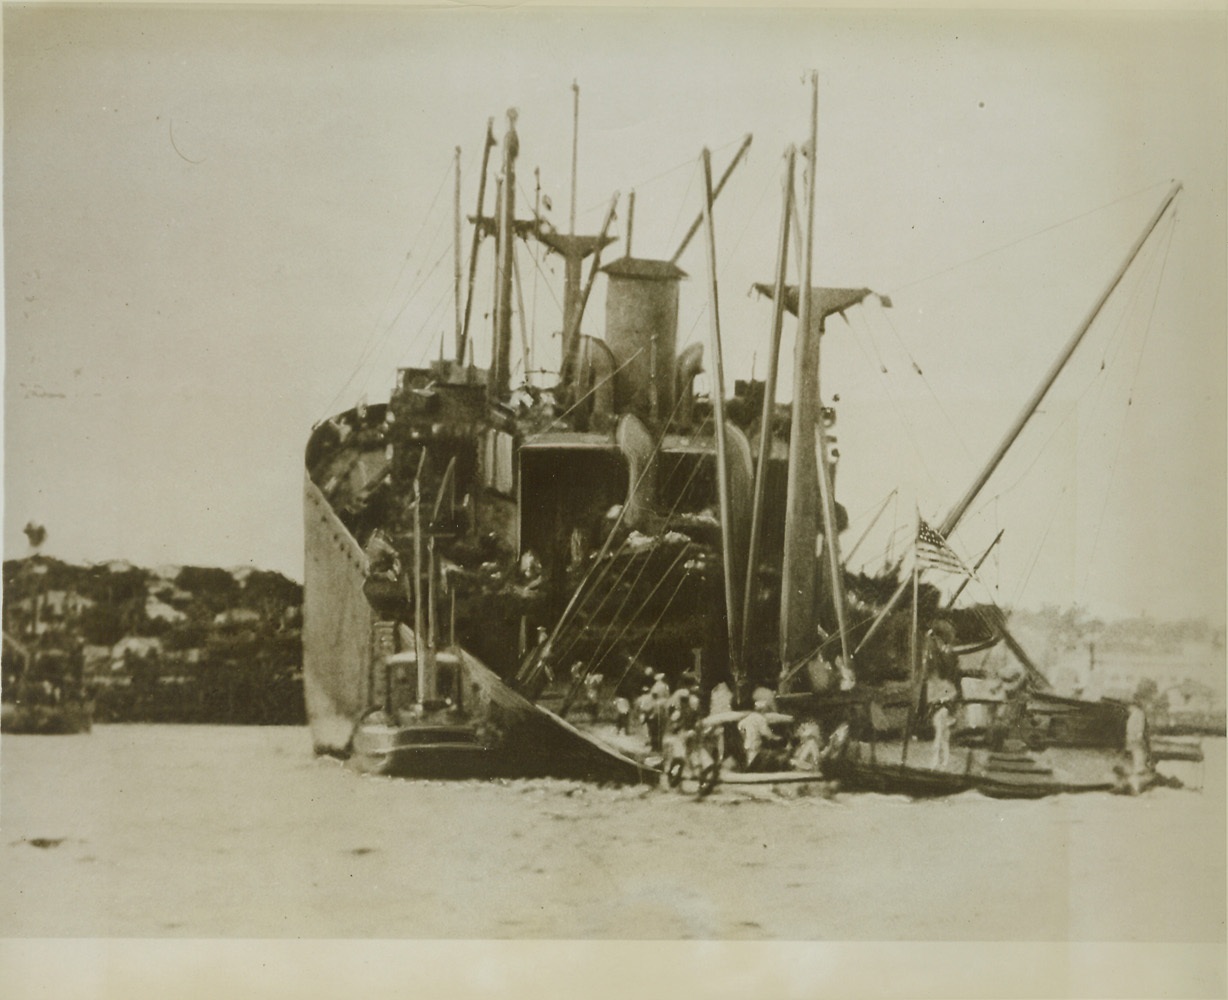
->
[3, 556, 303, 724]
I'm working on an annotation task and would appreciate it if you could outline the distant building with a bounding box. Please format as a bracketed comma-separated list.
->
[148, 579, 194, 604]
[145, 596, 186, 623]
[1050, 641, 1226, 708]
[110, 635, 163, 669]
[42, 590, 95, 617]
[1164, 679, 1217, 716]
[213, 608, 261, 627]
[7, 591, 94, 620]
[82, 644, 113, 675]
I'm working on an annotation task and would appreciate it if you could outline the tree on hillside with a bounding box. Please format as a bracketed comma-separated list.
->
[161, 619, 210, 652]
[243, 570, 302, 608]
[79, 603, 125, 647]
[175, 566, 240, 614]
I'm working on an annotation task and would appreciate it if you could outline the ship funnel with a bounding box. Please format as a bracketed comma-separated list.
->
[601, 257, 685, 425]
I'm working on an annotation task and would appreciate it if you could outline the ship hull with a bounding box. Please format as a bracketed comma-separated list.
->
[303, 470, 653, 783]
[350, 719, 493, 778]
[303, 476, 376, 755]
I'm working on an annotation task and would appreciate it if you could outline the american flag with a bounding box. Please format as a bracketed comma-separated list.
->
[916, 520, 967, 576]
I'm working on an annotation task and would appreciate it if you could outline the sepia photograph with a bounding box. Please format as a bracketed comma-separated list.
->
[2, 3, 1225, 997]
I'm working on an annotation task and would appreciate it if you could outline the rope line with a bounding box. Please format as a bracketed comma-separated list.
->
[1078, 209, 1179, 597]
[976, 213, 1173, 506]
[887, 179, 1173, 296]
[322, 158, 457, 417]
[548, 402, 710, 671]
[577, 133, 746, 219]
[875, 306, 976, 464]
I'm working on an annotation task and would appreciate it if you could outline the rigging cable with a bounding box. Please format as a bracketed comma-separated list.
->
[1078, 209, 1179, 600]
[874, 305, 976, 464]
[886, 179, 1173, 297]
[674, 163, 779, 354]
[665, 158, 701, 251]
[933, 228, 1162, 617]
[844, 308, 943, 494]
[521, 240, 566, 325]
[1009, 482, 1070, 610]
[523, 347, 645, 441]
[577, 439, 720, 678]
[559, 544, 693, 712]
[577, 133, 745, 220]
[805, 208, 1166, 671]
[974, 211, 1174, 506]
[322, 158, 457, 418]
[550, 402, 715, 672]
[402, 277, 459, 373]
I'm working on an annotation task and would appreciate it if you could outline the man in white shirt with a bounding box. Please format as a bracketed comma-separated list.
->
[738, 697, 779, 770]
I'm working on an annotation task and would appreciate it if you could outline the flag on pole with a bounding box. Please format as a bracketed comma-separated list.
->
[916, 520, 966, 576]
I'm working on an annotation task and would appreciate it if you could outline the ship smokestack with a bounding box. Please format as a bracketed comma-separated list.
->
[602, 257, 685, 425]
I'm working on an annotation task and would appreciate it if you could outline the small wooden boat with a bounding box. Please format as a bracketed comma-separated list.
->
[823, 755, 975, 798]
[348, 643, 655, 783]
[349, 710, 490, 778]
[0, 699, 93, 735]
[824, 740, 1117, 800]
[1149, 736, 1204, 763]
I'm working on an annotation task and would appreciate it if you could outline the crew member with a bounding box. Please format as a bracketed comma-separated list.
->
[738, 697, 780, 771]
[1123, 698, 1152, 794]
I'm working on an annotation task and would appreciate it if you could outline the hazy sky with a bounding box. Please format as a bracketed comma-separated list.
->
[4, 5, 1225, 621]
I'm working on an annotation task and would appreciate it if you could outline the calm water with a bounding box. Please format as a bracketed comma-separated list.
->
[1, 725, 1223, 941]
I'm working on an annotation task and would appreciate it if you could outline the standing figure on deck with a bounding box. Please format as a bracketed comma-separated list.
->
[582, 671, 604, 721]
[989, 658, 1028, 750]
[790, 720, 824, 772]
[1121, 699, 1153, 795]
[707, 681, 734, 762]
[646, 673, 670, 752]
[927, 675, 958, 770]
[738, 696, 782, 771]
[613, 694, 631, 734]
[930, 701, 953, 770]
[633, 686, 654, 737]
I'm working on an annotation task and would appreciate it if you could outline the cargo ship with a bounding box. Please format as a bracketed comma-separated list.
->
[302, 81, 1178, 787]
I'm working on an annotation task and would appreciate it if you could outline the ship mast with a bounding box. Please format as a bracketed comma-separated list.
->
[540, 83, 617, 394]
[670, 135, 753, 265]
[741, 145, 794, 666]
[459, 119, 495, 366]
[453, 146, 463, 362]
[412, 452, 428, 707]
[854, 180, 1184, 657]
[557, 196, 619, 392]
[810, 75, 855, 683]
[902, 533, 921, 764]
[569, 80, 579, 237]
[490, 109, 519, 402]
[700, 147, 742, 685]
[779, 73, 822, 672]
